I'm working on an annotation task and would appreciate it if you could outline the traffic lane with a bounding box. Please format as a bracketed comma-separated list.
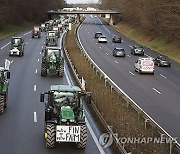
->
[0, 32, 102, 153]
[87, 17, 180, 86]
[0, 30, 32, 50]
[79, 22, 180, 141]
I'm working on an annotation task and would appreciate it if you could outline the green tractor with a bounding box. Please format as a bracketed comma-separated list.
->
[0, 63, 10, 114]
[40, 85, 88, 149]
[41, 47, 64, 77]
[9, 37, 24, 56]
[45, 31, 58, 46]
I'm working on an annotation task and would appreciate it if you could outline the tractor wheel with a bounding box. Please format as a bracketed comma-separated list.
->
[58, 65, 64, 77]
[41, 63, 47, 76]
[76, 125, 88, 149]
[0, 95, 5, 114]
[46, 123, 56, 148]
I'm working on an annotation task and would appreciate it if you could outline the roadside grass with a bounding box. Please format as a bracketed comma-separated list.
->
[65, 24, 170, 154]
[0, 22, 35, 40]
[114, 22, 180, 62]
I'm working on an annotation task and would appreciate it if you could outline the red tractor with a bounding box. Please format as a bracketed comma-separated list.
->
[32, 26, 41, 38]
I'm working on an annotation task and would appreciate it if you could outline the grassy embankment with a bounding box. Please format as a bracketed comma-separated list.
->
[65, 24, 171, 154]
[0, 22, 35, 40]
[114, 22, 180, 63]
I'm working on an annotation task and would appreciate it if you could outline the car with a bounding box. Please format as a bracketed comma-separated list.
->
[112, 35, 122, 43]
[98, 35, 107, 43]
[154, 55, 171, 67]
[134, 57, 154, 74]
[113, 48, 125, 57]
[95, 32, 102, 38]
[131, 45, 144, 55]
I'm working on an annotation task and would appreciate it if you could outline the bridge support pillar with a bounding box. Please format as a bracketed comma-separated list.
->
[75, 14, 80, 23]
[110, 15, 114, 25]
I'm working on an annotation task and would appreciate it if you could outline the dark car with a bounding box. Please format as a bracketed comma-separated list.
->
[95, 32, 102, 38]
[112, 35, 122, 43]
[131, 45, 144, 55]
[113, 48, 125, 57]
[154, 55, 171, 67]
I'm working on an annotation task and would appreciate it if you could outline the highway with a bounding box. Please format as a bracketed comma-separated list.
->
[0, 30, 111, 154]
[78, 16, 180, 142]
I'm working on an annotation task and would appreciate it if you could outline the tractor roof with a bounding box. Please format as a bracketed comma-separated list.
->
[12, 37, 22, 39]
[45, 46, 61, 50]
[51, 85, 81, 93]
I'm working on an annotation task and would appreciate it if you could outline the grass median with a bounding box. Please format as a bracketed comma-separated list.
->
[65, 24, 171, 154]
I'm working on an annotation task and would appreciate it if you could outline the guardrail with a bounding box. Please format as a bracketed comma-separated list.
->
[62, 22, 180, 153]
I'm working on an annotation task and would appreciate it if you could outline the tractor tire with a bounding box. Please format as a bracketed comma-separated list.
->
[46, 123, 56, 148]
[0, 95, 5, 114]
[58, 65, 64, 77]
[76, 125, 88, 149]
[41, 63, 47, 76]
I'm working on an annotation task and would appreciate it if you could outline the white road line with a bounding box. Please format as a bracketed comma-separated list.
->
[44, 42, 45, 44]
[34, 112, 37, 122]
[153, 88, 161, 95]
[99, 47, 102, 49]
[64, 64, 105, 154]
[106, 28, 110, 33]
[129, 71, 135, 76]
[106, 53, 108, 56]
[24, 31, 31, 36]
[26, 42, 28, 45]
[11, 60, 14, 63]
[115, 61, 118, 64]
[37, 59, 40, 62]
[96, 43, 97, 45]
[42, 46, 43, 48]
[35, 69, 38, 74]
[1, 42, 10, 50]
[160, 74, 167, 79]
[129, 45, 132, 48]
[34, 85, 37, 91]
[30, 39, 32, 41]
[112, 44, 114, 46]
[127, 55, 131, 57]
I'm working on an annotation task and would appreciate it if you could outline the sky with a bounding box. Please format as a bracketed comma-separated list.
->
[66, 0, 99, 4]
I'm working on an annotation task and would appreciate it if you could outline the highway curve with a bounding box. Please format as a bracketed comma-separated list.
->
[0, 30, 112, 154]
[78, 16, 180, 142]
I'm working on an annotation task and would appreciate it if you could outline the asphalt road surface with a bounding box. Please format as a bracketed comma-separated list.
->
[78, 15, 180, 142]
[0, 30, 112, 154]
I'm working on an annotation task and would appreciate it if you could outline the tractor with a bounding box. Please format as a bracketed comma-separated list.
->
[32, 26, 41, 38]
[0, 60, 11, 114]
[45, 31, 58, 46]
[9, 37, 24, 56]
[40, 85, 88, 149]
[41, 47, 64, 77]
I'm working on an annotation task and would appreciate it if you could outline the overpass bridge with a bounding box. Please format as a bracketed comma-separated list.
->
[46, 10, 122, 25]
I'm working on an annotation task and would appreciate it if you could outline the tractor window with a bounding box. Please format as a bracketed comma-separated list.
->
[13, 39, 21, 44]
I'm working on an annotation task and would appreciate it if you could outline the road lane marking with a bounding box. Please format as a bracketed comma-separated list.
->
[127, 55, 131, 57]
[106, 53, 108, 56]
[26, 42, 28, 45]
[11, 60, 14, 63]
[160, 74, 167, 79]
[42, 46, 43, 48]
[24, 31, 32, 36]
[34, 112, 37, 122]
[44, 42, 45, 44]
[96, 43, 97, 45]
[129, 71, 135, 76]
[37, 59, 39, 62]
[35, 69, 38, 74]
[153, 88, 161, 95]
[115, 61, 118, 64]
[106, 28, 110, 33]
[30, 39, 32, 41]
[1, 42, 10, 49]
[34, 85, 37, 91]
[99, 47, 101, 49]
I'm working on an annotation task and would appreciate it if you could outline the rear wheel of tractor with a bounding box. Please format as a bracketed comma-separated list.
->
[0, 95, 5, 114]
[41, 63, 47, 76]
[46, 123, 56, 148]
[58, 65, 64, 77]
[76, 125, 88, 149]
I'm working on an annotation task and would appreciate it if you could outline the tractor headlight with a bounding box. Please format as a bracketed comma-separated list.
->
[70, 119, 75, 122]
[61, 119, 67, 122]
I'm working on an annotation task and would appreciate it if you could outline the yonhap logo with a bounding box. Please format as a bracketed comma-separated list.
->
[99, 133, 113, 148]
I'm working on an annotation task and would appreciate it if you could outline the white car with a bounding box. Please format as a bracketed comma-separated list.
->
[134, 57, 154, 74]
[98, 36, 107, 43]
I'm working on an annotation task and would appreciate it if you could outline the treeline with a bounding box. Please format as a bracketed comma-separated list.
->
[0, 0, 66, 29]
[100, 0, 180, 40]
